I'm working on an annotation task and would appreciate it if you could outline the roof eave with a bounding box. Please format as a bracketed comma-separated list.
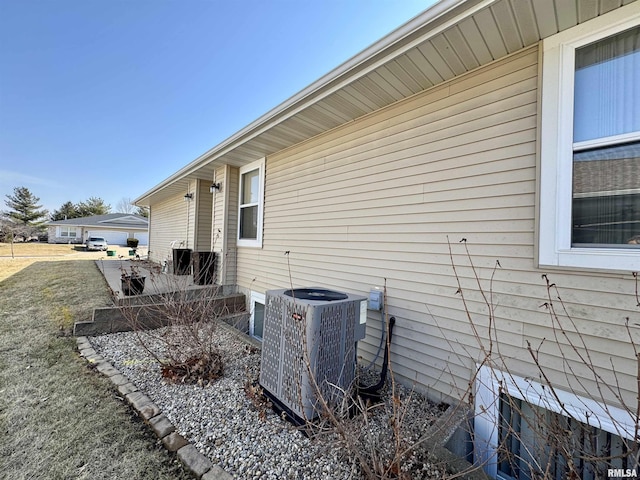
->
[134, 0, 487, 204]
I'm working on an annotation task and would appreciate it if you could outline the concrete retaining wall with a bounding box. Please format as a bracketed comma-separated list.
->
[74, 292, 247, 336]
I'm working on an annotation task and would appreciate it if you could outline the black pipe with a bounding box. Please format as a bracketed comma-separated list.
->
[357, 316, 395, 402]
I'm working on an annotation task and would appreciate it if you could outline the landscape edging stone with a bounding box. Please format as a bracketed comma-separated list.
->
[76, 336, 233, 480]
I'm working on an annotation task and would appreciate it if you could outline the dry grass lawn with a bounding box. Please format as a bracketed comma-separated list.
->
[0, 242, 78, 257]
[0, 258, 190, 480]
[0, 243, 142, 283]
[0, 243, 82, 283]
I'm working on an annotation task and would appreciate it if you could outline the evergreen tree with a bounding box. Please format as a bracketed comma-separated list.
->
[76, 197, 111, 217]
[3, 187, 48, 226]
[135, 206, 149, 218]
[50, 201, 81, 221]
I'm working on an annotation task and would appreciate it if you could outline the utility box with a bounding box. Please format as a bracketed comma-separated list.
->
[259, 287, 367, 422]
[172, 248, 192, 275]
[368, 288, 383, 311]
[193, 251, 215, 285]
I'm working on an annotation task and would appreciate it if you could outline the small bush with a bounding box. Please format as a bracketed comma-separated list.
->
[118, 270, 229, 386]
[126, 237, 139, 248]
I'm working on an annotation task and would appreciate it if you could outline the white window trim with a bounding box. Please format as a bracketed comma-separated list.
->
[539, 3, 640, 272]
[57, 226, 78, 238]
[249, 291, 265, 340]
[237, 158, 265, 248]
[474, 364, 637, 478]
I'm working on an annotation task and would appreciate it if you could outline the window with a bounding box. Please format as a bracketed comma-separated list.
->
[539, 5, 640, 271]
[58, 226, 77, 238]
[249, 291, 265, 340]
[474, 366, 637, 479]
[497, 394, 635, 480]
[237, 158, 265, 247]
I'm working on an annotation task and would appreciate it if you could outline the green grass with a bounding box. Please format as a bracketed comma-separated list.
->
[0, 260, 190, 480]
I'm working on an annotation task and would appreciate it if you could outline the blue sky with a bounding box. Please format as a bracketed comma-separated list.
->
[0, 0, 433, 214]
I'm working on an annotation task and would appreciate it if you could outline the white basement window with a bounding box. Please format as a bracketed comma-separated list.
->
[474, 365, 637, 479]
[539, 4, 640, 271]
[249, 291, 265, 340]
[237, 158, 265, 248]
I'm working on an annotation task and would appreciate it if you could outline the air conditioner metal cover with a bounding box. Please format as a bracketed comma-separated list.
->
[283, 288, 348, 301]
[259, 287, 367, 421]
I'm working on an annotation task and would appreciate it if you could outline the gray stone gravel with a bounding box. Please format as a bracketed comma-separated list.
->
[89, 326, 448, 479]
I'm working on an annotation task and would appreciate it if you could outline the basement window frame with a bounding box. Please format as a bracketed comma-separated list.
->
[249, 291, 265, 341]
[473, 365, 637, 479]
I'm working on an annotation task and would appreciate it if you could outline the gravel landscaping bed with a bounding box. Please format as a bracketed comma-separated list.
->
[89, 325, 451, 479]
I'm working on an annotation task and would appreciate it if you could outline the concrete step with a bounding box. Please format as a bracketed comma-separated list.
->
[74, 291, 247, 336]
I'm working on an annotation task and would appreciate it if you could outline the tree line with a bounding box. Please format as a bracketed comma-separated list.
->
[1, 186, 148, 242]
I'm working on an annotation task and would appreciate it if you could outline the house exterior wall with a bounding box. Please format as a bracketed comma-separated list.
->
[195, 179, 213, 252]
[148, 189, 191, 264]
[47, 225, 145, 244]
[186, 180, 196, 251]
[48, 225, 83, 244]
[211, 166, 226, 284]
[213, 165, 238, 286]
[234, 45, 640, 409]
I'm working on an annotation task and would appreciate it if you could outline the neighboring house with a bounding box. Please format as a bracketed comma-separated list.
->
[135, 0, 640, 476]
[46, 214, 149, 246]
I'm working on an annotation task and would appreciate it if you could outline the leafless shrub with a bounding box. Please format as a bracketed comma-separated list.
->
[117, 254, 228, 386]
[244, 367, 273, 421]
[279, 254, 467, 480]
[446, 238, 640, 479]
[278, 243, 640, 479]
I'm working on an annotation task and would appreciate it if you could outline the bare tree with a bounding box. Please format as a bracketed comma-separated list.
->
[116, 197, 136, 214]
[0, 217, 35, 257]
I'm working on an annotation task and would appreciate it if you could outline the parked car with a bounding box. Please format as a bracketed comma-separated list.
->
[85, 236, 108, 251]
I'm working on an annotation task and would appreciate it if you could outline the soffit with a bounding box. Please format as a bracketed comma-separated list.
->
[230, 0, 636, 158]
[136, 0, 637, 206]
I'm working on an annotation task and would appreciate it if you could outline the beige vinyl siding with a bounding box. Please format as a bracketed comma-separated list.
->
[235, 45, 640, 409]
[195, 179, 213, 251]
[148, 190, 190, 264]
[212, 166, 226, 253]
[224, 166, 239, 286]
[212, 166, 226, 284]
[185, 180, 196, 250]
[210, 165, 238, 286]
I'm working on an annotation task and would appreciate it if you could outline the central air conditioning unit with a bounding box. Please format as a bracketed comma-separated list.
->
[259, 287, 367, 422]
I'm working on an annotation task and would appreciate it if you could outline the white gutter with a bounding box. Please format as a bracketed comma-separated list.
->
[135, 0, 494, 204]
